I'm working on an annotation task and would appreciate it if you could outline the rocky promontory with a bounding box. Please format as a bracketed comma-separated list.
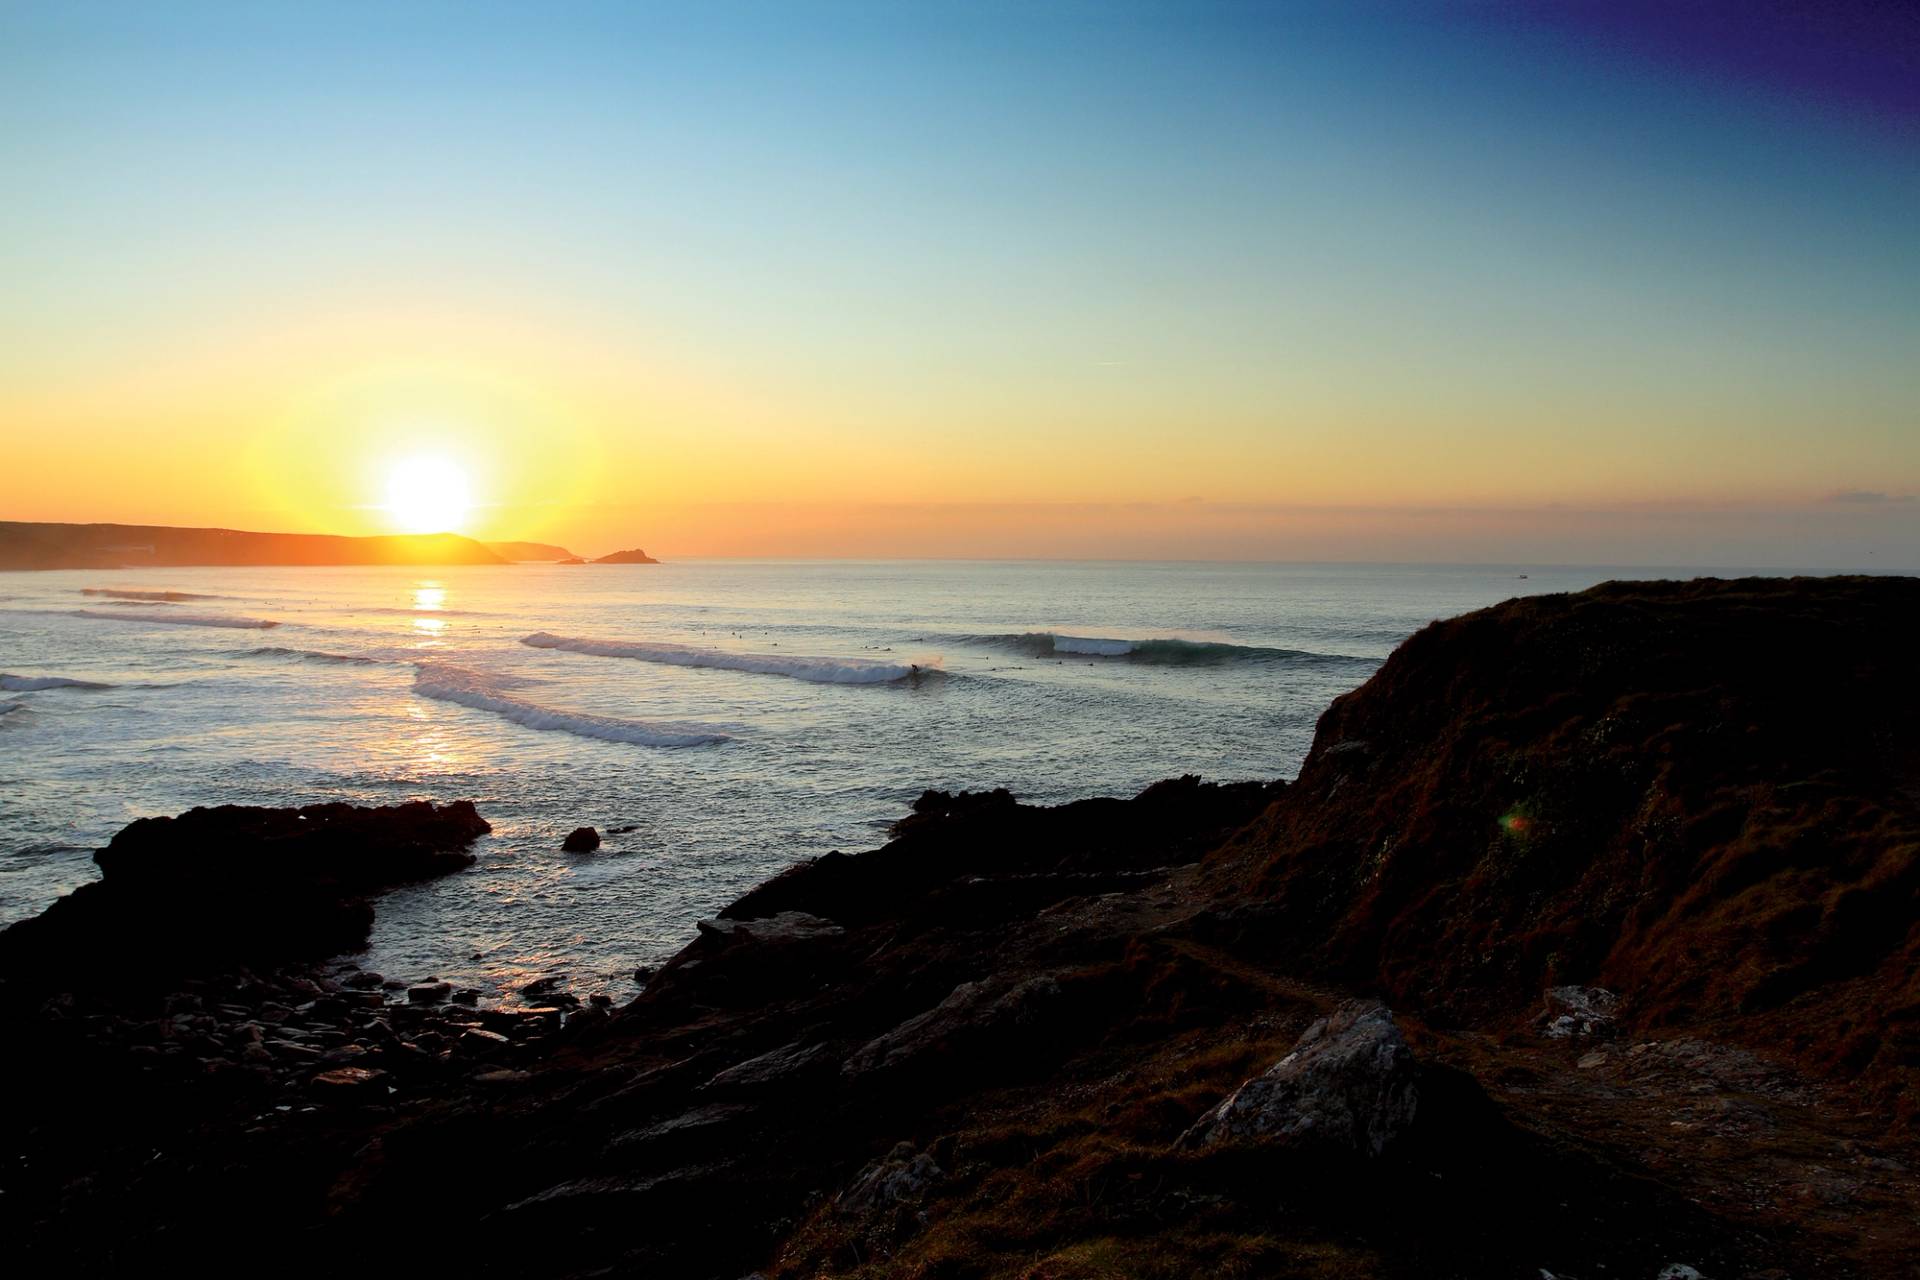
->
[4, 577, 1918, 1278]
[0, 800, 491, 992]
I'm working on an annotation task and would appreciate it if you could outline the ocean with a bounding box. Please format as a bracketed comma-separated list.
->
[1, 559, 1656, 1001]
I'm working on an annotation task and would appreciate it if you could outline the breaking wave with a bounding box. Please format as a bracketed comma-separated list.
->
[241, 646, 382, 666]
[963, 632, 1377, 667]
[80, 588, 222, 602]
[413, 662, 728, 748]
[74, 609, 280, 630]
[522, 632, 932, 685]
[1, 673, 114, 691]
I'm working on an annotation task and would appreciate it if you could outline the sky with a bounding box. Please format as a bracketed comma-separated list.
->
[1, 1, 1915, 565]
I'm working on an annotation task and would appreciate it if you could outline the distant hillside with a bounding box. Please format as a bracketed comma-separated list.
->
[591, 547, 659, 564]
[0, 522, 506, 570]
[484, 541, 577, 562]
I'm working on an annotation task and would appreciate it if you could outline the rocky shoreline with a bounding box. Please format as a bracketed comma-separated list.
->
[5, 577, 1919, 1278]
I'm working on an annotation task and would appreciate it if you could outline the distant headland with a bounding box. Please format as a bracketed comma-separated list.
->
[0, 521, 507, 570]
[0, 522, 660, 570]
[483, 540, 577, 562]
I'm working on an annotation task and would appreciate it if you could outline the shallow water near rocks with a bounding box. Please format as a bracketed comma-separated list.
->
[1, 559, 1685, 1000]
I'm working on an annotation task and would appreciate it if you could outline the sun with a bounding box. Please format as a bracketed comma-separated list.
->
[384, 456, 474, 534]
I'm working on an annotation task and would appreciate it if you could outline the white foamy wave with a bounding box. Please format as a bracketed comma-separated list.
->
[240, 646, 382, 666]
[966, 631, 1378, 667]
[74, 609, 280, 630]
[80, 588, 222, 602]
[1051, 635, 1138, 656]
[522, 632, 931, 684]
[413, 662, 728, 748]
[1, 673, 114, 691]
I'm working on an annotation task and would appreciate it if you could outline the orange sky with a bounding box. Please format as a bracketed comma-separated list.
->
[2, 5, 1915, 567]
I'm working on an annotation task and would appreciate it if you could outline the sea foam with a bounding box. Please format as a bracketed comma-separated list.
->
[74, 609, 280, 630]
[1, 673, 114, 691]
[971, 632, 1377, 667]
[413, 662, 728, 748]
[522, 632, 930, 684]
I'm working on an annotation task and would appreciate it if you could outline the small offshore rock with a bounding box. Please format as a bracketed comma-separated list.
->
[633, 965, 654, 983]
[1179, 1001, 1420, 1157]
[561, 826, 601, 853]
[451, 988, 481, 1005]
[522, 975, 567, 998]
[407, 981, 453, 1004]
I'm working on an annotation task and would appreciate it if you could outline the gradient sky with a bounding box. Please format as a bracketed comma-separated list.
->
[2, 1, 1915, 564]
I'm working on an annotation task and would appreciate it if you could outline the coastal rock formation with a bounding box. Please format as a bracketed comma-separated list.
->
[1202, 575, 1920, 1114]
[561, 825, 600, 852]
[591, 547, 660, 563]
[0, 800, 490, 990]
[6, 579, 1920, 1279]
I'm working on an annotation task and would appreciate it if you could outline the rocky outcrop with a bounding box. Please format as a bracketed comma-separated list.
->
[1203, 576, 1920, 1110]
[0, 800, 490, 991]
[1179, 1001, 1420, 1155]
[561, 825, 600, 852]
[591, 547, 660, 564]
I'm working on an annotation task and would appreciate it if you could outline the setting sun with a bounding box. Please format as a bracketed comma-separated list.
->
[384, 456, 473, 534]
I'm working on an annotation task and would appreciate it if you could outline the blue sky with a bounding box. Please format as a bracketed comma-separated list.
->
[2, 2, 1915, 563]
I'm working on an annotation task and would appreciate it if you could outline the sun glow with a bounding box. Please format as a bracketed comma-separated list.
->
[384, 457, 474, 534]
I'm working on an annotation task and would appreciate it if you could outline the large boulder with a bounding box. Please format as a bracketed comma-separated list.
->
[1180, 1002, 1421, 1157]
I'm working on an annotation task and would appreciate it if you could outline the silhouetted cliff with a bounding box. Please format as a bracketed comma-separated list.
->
[0, 521, 507, 569]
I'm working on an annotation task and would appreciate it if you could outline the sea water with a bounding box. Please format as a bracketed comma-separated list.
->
[0, 559, 1662, 999]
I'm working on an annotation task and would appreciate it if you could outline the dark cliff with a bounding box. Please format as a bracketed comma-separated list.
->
[1201, 576, 1920, 1115]
[5, 577, 1917, 1279]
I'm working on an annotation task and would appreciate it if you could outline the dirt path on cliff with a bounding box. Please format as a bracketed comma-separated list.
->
[1419, 1028, 1920, 1279]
